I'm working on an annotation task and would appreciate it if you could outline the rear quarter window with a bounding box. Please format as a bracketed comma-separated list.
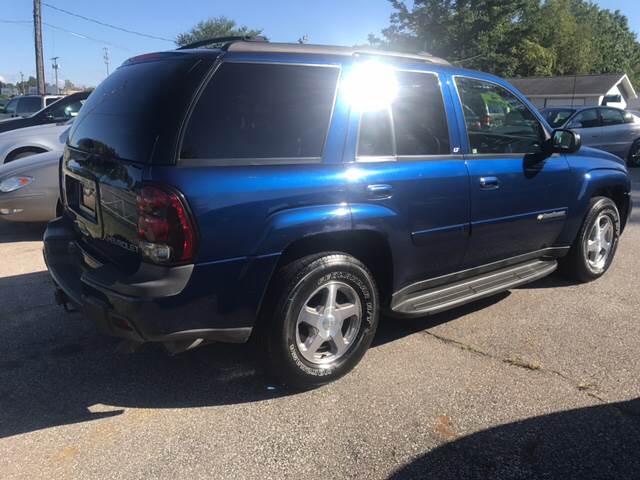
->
[180, 62, 340, 163]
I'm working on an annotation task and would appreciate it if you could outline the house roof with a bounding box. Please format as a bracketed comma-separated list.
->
[508, 73, 637, 99]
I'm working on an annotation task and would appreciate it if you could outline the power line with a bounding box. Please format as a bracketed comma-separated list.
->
[44, 22, 131, 50]
[42, 2, 173, 42]
[0, 18, 131, 50]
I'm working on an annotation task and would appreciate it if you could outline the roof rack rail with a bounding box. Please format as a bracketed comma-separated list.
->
[176, 35, 268, 51]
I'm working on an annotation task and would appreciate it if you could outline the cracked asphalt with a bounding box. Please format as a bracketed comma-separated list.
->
[0, 170, 639, 479]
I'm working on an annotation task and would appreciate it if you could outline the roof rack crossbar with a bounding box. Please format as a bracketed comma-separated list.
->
[177, 35, 268, 51]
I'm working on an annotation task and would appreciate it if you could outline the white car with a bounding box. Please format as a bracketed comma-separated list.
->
[0, 120, 71, 164]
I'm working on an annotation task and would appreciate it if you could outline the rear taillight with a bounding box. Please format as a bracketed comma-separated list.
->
[136, 185, 197, 264]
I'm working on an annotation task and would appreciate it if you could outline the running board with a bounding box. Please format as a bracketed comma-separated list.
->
[391, 259, 558, 316]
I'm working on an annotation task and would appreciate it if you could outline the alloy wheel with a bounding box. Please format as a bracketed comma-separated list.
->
[295, 281, 362, 365]
[584, 214, 614, 272]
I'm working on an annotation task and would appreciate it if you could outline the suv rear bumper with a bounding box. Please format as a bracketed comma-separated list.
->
[43, 216, 254, 344]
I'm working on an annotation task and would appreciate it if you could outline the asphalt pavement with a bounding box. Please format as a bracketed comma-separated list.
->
[0, 170, 639, 479]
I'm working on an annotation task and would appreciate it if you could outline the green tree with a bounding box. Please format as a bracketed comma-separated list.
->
[374, 0, 640, 88]
[175, 16, 263, 47]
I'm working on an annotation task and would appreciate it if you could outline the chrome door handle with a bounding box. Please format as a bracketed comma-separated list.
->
[366, 184, 393, 199]
[479, 176, 499, 190]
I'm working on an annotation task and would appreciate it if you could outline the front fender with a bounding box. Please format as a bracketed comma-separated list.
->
[558, 168, 631, 245]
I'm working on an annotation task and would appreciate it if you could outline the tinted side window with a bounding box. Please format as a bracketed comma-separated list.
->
[358, 109, 394, 157]
[393, 72, 450, 156]
[456, 77, 544, 154]
[600, 108, 624, 126]
[181, 63, 339, 161]
[17, 97, 42, 114]
[571, 109, 600, 128]
[45, 97, 59, 106]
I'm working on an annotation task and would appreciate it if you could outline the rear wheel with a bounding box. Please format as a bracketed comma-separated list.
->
[559, 197, 620, 282]
[262, 253, 379, 389]
[628, 139, 640, 167]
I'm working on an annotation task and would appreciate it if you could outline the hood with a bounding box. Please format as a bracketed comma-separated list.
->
[578, 145, 626, 167]
[0, 121, 72, 141]
[0, 150, 61, 177]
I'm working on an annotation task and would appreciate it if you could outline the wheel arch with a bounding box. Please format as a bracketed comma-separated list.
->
[4, 145, 48, 163]
[257, 229, 394, 323]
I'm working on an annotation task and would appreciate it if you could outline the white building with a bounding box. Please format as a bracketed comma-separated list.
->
[508, 73, 637, 110]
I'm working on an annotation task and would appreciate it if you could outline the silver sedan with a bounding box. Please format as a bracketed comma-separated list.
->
[0, 150, 60, 222]
[0, 120, 70, 164]
[541, 106, 640, 166]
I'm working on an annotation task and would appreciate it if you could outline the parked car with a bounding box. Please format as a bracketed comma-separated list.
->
[44, 39, 632, 389]
[0, 120, 71, 164]
[0, 91, 90, 134]
[542, 106, 640, 167]
[0, 150, 60, 222]
[0, 98, 8, 111]
[0, 95, 63, 121]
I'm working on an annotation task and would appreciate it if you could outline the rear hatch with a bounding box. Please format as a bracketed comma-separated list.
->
[62, 52, 212, 272]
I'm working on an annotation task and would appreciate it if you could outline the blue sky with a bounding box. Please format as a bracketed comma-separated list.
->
[0, 0, 637, 87]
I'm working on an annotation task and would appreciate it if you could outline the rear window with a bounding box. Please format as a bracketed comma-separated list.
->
[180, 62, 340, 162]
[68, 58, 198, 162]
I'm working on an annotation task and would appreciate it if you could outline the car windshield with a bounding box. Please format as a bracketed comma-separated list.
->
[542, 108, 575, 128]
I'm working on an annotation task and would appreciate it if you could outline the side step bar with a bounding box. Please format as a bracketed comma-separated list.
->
[391, 259, 558, 316]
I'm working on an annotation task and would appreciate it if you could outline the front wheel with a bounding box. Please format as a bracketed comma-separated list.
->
[559, 197, 620, 282]
[262, 253, 379, 389]
[628, 139, 640, 167]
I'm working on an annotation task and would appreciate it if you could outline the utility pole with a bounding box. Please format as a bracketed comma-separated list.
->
[33, 0, 46, 95]
[103, 47, 110, 76]
[19, 72, 25, 95]
[51, 57, 60, 94]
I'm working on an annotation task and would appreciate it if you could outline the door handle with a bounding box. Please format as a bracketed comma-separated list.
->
[366, 184, 393, 199]
[479, 176, 499, 190]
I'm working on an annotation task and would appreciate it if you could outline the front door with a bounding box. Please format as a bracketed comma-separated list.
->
[453, 76, 571, 268]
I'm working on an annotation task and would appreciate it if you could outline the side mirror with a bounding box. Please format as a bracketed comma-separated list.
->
[551, 129, 581, 153]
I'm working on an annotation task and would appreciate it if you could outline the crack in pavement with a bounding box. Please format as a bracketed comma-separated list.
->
[422, 330, 609, 403]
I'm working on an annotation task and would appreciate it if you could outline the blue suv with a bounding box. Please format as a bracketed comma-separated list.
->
[44, 38, 632, 388]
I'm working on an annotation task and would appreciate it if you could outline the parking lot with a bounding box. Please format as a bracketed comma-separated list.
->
[0, 170, 638, 479]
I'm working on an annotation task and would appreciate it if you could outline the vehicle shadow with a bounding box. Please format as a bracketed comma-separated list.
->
[0, 221, 46, 243]
[387, 398, 640, 479]
[0, 267, 510, 439]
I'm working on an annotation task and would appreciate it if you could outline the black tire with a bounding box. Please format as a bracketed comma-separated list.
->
[559, 197, 620, 282]
[262, 253, 379, 389]
[628, 139, 640, 168]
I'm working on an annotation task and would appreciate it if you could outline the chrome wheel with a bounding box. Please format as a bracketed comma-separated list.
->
[295, 281, 362, 365]
[585, 214, 614, 272]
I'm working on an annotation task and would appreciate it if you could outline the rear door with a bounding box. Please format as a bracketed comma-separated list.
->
[345, 67, 470, 288]
[453, 76, 571, 268]
[599, 108, 632, 158]
[566, 108, 603, 149]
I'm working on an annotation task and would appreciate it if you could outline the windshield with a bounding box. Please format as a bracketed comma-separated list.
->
[542, 108, 575, 128]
